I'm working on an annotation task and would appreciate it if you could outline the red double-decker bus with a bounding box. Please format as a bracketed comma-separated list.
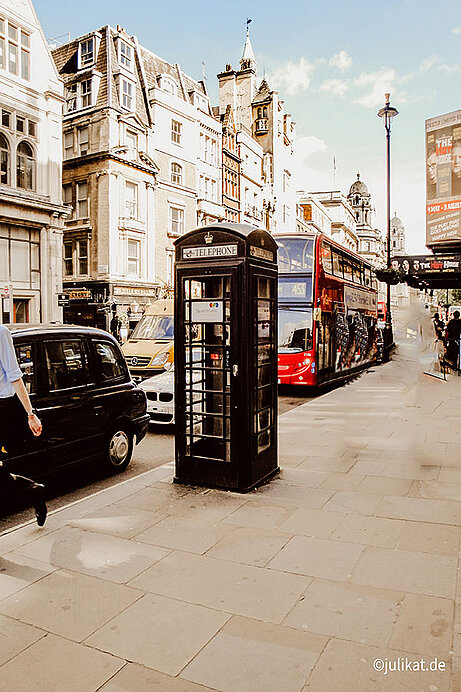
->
[276, 232, 379, 386]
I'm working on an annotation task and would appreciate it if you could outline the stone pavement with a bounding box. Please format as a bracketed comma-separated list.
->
[1, 297, 461, 692]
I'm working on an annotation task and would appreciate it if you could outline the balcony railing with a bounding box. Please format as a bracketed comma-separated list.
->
[255, 118, 268, 134]
[244, 204, 263, 221]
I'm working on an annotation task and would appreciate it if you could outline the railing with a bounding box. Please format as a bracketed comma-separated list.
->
[255, 118, 268, 134]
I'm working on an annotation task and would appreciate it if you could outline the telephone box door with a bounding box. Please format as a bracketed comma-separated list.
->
[175, 266, 241, 488]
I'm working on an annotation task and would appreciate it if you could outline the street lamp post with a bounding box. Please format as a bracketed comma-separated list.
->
[378, 93, 399, 360]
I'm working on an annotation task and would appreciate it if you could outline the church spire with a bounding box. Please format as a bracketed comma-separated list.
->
[241, 20, 256, 71]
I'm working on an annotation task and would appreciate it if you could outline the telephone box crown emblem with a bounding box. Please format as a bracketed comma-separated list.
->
[204, 231, 213, 244]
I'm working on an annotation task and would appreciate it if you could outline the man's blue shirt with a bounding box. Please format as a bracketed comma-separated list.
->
[0, 325, 22, 398]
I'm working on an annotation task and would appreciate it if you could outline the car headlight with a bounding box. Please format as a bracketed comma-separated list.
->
[151, 352, 169, 366]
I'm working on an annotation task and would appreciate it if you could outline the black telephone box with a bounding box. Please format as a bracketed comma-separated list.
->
[174, 223, 279, 492]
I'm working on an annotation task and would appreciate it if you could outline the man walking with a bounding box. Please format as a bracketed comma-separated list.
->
[444, 310, 461, 370]
[0, 324, 47, 526]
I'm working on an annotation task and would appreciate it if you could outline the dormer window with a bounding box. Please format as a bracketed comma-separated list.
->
[120, 41, 132, 69]
[79, 38, 94, 68]
[162, 77, 177, 95]
[121, 79, 133, 110]
[81, 78, 92, 108]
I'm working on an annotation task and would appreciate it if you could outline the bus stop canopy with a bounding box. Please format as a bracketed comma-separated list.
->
[391, 254, 461, 289]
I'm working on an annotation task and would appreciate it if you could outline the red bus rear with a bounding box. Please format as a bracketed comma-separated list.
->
[276, 232, 378, 386]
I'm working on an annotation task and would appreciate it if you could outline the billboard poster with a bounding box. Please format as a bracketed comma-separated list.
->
[425, 109, 461, 247]
[391, 254, 461, 275]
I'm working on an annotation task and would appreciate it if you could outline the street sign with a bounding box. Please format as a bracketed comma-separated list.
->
[57, 293, 69, 307]
[2, 284, 11, 298]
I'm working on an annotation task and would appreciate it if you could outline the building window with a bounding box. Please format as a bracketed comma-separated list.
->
[65, 83, 77, 113]
[20, 30, 30, 80]
[0, 133, 9, 185]
[169, 206, 184, 235]
[170, 162, 182, 185]
[7, 22, 18, 76]
[16, 116, 24, 133]
[211, 139, 217, 165]
[127, 239, 140, 276]
[76, 181, 88, 218]
[171, 119, 182, 145]
[28, 120, 36, 137]
[0, 20, 4, 70]
[1, 109, 10, 128]
[78, 127, 89, 155]
[63, 242, 73, 276]
[64, 131, 73, 159]
[62, 183, 72, 208]
[120, 41, 131, 68]
[79, 38, 94, 67]
[16, 141, 35, 190]
[125, 181, 137, 219]
[162, 78, 176, 95]
[81, 79, 92, 108]
[77, 239, 88, 275]
[126, 129, 137, 152]
[121, 79, 133, 110]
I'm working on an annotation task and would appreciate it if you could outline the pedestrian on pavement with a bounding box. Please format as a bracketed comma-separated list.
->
[444, 310, 461, 369]
[0, 324, 47, 526]
[432, 312, 444, 340]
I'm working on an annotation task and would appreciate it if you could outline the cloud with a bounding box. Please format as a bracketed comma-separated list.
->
[353, 68, 400, 108]
[292, 136, 333, 191]
[329, 50, 353, 72]
[419, 55, 442, 72]
[319, 78, 348, 95]
[269, 57, 315, 95]
[452, 26, 461, 34]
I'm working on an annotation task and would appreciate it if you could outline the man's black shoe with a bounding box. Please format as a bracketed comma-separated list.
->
[31, 483, 47, 526]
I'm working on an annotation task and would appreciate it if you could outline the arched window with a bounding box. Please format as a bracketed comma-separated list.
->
[171, 162, 182, 185]
[262, 106, 267, 118]
[0, 133, 9, 185]
[257, 108, 262, 118]
[17, 141, 35, 190]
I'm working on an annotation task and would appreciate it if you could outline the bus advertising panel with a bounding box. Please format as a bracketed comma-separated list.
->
[425, 108, 461, 247]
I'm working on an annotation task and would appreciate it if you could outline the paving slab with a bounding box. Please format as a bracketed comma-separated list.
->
[205, 526, 291, 566]
[11, 525, 170, 583]
[0, 633, 124, 692]
[181, 615, 327, 692]
[350, 546, 457, 599]
[267, 535, 363, 581]
[128, 551, 310, 623]
[283, 579, 403, 646]
[86, 593, 229, 676]
[0, 614, 44, 666]
[389, 593, 454, 657]
[304, 638, 451, 691]
[0, 569, 142, 642]
[99, 663, 215, 691]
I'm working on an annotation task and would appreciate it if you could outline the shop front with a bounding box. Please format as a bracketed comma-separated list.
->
[62, 282, 160, 333]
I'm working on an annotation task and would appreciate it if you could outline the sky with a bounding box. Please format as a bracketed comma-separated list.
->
[34, 0, 461, 254]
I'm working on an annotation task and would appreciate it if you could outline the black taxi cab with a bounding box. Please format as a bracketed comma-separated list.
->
[6, 324, 149, 480]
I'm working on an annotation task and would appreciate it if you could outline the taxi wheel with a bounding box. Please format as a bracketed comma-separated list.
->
[103, 425, 134, 473]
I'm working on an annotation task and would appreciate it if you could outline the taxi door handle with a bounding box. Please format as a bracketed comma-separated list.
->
[232, 364, 238, 377]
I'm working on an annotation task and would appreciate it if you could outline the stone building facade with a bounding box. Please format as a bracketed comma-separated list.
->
[310, 190, 358, 251]
[347, 173, 385, 267]
[217, 29, 295, 232]
[52, 26, 222, 327]
[0, 0, 65, 325]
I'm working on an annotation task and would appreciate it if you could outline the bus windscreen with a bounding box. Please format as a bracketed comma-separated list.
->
[278, 306, 313, 353]
[277, 238, 314, 273]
